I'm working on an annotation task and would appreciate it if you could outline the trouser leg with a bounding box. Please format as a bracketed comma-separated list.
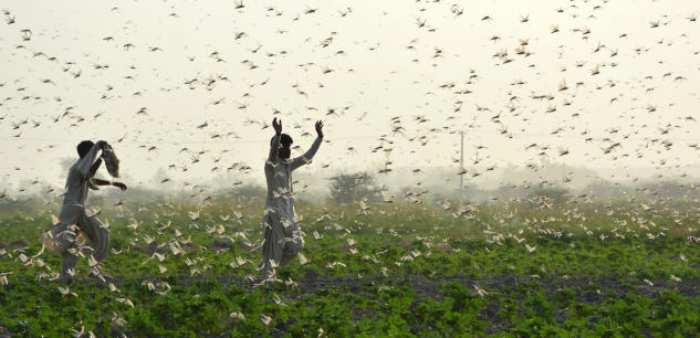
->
[260, 214, 285, 276]
[61, 251, 79, 280]
[279, 209, 304, 265]
[280, 222, 303, 266]
[52, 221, 79, 281]
[79, 213, 109, 262]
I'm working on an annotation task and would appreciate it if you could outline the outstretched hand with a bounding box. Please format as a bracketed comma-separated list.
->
[112, 182, 128, 191]
[272, 117, 282, 135]
[315, 120, 324, 138]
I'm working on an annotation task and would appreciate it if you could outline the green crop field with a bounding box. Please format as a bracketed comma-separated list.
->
[1, 196, 699, 337]
[3, 0, 700, 336]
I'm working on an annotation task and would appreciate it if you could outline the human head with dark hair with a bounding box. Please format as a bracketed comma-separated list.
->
[77, 140, 94, 158]
[278, 133, 293, 160]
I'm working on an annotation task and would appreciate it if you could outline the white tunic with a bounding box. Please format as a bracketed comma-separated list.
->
[62, 143, 101, 208]
[260, 135, 322, 274]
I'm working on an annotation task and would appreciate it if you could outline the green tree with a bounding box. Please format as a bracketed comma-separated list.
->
[328, 172, 382, 205]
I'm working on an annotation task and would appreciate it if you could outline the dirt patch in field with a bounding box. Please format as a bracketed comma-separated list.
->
[0, 326, 11, 338]
[100, 269, 700, 304]
[136, 241, 199, 256]
[0, 240, 28, 250]
[407, 274, 444, 300]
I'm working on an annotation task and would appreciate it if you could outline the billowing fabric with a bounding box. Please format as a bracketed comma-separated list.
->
[52, 206, 110, 279]
[101, 143, 120, 178]
[53, 206, 109, 259]
[260, 135, 322, 275]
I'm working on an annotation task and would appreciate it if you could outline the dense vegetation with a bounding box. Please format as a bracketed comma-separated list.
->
[1, 192, 699, 336]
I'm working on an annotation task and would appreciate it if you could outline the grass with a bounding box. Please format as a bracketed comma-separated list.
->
[0, 196, 699, 336]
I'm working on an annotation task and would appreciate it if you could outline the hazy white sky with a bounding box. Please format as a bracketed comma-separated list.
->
[1, 0, 699, 192]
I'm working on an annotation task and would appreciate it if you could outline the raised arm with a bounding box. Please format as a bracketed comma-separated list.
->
[76, 141, 106, 177]
[267, 118, 283, 164]
[86, 159, 103, 190]
[290, 120, 324, 171]
[91, 178, 128, 191]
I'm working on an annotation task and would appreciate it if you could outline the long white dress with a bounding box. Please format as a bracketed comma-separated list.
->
[260, 134, 322, 276]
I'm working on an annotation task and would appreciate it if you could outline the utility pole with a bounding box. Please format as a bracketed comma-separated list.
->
[459, 130, 464, 198]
